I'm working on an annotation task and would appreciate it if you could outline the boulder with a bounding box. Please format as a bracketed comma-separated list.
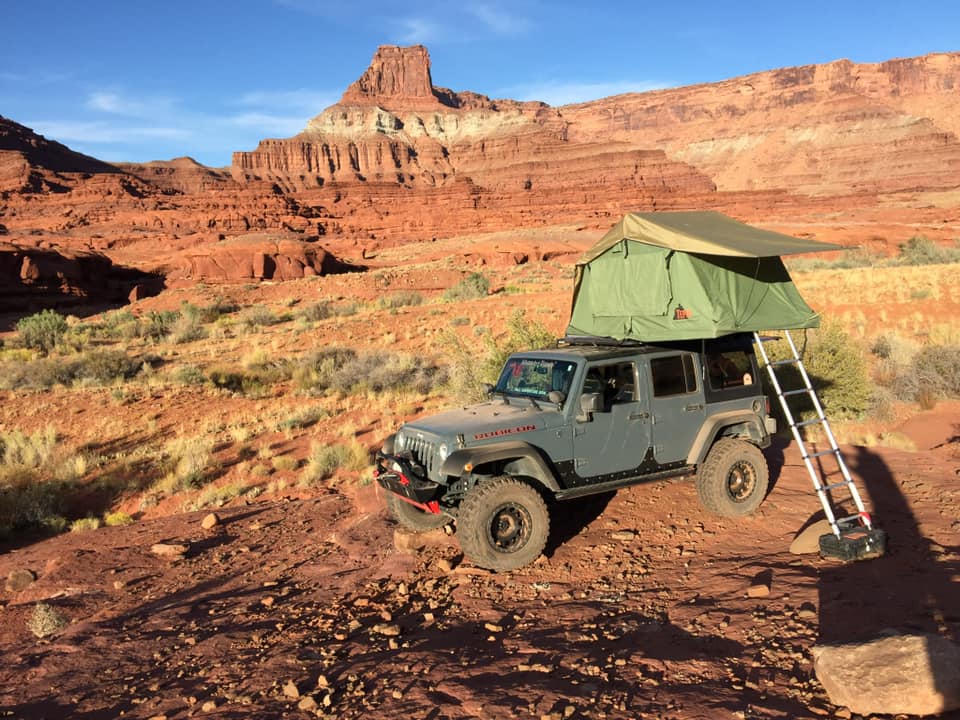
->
[813, 632, 960, 715]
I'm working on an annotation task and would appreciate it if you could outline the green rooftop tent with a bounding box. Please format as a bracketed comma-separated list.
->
[566, 211, 841, 342]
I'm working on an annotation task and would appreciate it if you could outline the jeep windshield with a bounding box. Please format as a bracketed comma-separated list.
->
[494, 357, 578, 399]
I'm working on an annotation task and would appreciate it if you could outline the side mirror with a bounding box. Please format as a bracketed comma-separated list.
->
[482, 383, 495, 396]
[578, 393, 603, 421]
[548, 390, 566, 406]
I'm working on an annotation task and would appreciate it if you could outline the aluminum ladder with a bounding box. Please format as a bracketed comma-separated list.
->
[754, 331, 885, 559]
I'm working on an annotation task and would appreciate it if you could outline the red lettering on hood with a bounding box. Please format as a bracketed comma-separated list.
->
[473, 424, 537, 441]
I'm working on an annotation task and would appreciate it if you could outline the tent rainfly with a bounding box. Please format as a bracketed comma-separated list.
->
[566, 211, 842, 342]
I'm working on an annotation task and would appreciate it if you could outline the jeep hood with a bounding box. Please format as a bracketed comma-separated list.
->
[401, 400, 564, 440]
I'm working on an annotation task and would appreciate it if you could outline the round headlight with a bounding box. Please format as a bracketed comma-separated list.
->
[438, 443, 450, 462]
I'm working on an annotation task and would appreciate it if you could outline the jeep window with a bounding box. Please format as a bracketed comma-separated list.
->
[705, 350, 754, 390]
[651, 354, 698, 397]
[495, 358, 577, 399]
[583, 362, 637, 408]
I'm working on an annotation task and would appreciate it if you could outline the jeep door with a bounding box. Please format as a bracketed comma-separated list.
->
[571, 361, 652, 479]
[647, 351, 704, 465]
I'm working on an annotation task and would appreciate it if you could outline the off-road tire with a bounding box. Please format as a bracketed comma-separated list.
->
[385, 492, 451, 533]
[696, 438, 769, 517]
[457, 476, 550, 572]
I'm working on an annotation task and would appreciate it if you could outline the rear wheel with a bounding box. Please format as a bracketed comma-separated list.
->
[385, 492, 450, 533]
[696, 438, 769, 517]
[457, 476, 550, 571]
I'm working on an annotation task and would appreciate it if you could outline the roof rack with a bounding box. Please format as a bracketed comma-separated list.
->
[557, 335, 648, 348]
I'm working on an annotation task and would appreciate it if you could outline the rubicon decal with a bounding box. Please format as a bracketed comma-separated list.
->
[474, 424, 537, 440]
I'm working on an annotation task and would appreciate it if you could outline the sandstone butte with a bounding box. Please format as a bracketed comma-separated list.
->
[1, 44, 959, 318]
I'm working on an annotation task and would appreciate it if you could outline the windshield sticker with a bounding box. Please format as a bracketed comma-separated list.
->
[474, 424, 537, 441]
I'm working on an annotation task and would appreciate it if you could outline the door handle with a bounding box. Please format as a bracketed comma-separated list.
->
[684, 403, 704, 412]
[629, 412, 650, 420]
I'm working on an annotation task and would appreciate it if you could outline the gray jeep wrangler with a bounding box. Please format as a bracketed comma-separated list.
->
[375, 333, 776, 571]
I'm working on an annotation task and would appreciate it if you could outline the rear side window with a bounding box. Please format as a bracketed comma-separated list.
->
[705, 350, 755, 390]
[651, 354, 698, 397]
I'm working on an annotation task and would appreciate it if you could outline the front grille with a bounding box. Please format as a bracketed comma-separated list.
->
[408, 435, 438, 475]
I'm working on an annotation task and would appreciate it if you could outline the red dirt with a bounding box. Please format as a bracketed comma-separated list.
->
[1, 419, 958, 719]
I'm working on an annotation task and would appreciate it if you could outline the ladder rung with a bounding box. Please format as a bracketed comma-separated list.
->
[781, 388, 813, 397]
[817, 480, 854, 493]
[794, 418, 824, 428]
[769, 358, 800, 366]
[803, 449, 837, 460]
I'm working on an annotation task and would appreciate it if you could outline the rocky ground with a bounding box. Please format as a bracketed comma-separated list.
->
[2, 405, 958, 720]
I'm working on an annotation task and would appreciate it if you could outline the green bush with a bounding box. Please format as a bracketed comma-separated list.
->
[444, 309, 556, 402]
[443, 272, 490, 301]
[17, 310, 68, 355]
[759, 320, 873, 422]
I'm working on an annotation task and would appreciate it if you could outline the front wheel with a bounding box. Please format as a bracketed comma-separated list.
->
[457, 477, 550, 572]
[385, 492, 451, 533]
[696, 438, 769, 517]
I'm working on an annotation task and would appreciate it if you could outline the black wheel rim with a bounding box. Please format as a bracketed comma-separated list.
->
[726, 460, 757, 502]
[487, 502, 532, 553]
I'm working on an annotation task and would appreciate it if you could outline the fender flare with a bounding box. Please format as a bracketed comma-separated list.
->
[687, 410, 768, 465]
[440, 440, 561, 493]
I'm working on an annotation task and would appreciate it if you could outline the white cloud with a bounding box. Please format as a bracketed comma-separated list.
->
[506, 79, 676, 106]
[85, 90, 175, 118]
[226, 112, 308, 136]
[466, 4, 530, 35]
[28, 119, 190, 144]
[395, 16, 443, 44]
[237, 89, 337, 114]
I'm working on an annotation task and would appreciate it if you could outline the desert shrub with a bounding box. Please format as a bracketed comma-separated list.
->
[69, 516, 101, 532]
[444, 272, 490, 301]
[0, 471, 66, 536]
[168, 313, 208, 344]
[17, 310, 68, 355]
[298, 301, 333, 322]
[759, 321, 873, 422]
[301, 441, 368, 486]
[293, 348, 446, 396]
[239, 305, 279, 330]
[142, 310, 180, 341]
[173, 364, 206, 386]
[27, 602, 68, 639]
[207, 365, 286, 397]
[380, 291, 423, 310]
[271, 455, 299, 472]
[911, 344, 960, 400]
[276, 407, 328, 432]
[103, 511, 134, 527]
[72, 350, 140, 384]
[0, 426, 57, 468]
[894, 236, 960, 266]
[163, 436, 215, 490]
[444, 309, 556, 402]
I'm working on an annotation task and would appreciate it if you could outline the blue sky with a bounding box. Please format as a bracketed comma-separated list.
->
[2, 0, 957, 167]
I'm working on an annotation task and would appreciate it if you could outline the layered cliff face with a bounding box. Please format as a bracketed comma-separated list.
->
[231, 43, 716, 240]
[231, 45, 960, 244]
[561, 53, 960, 195]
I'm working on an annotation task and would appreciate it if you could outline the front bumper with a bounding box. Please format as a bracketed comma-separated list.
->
[374, 451, 442, 510]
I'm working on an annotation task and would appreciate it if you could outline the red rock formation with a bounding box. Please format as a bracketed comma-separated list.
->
[167, 234, 354, 283]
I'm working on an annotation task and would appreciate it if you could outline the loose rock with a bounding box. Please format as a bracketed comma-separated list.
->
[283, 680, 300, 699]
[5, 569, 37, 593]
[813, 632, 960, 715]
[201, 512, 220, 530]
[790, 519, 832, 554]
[150, 542, 189, 559]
